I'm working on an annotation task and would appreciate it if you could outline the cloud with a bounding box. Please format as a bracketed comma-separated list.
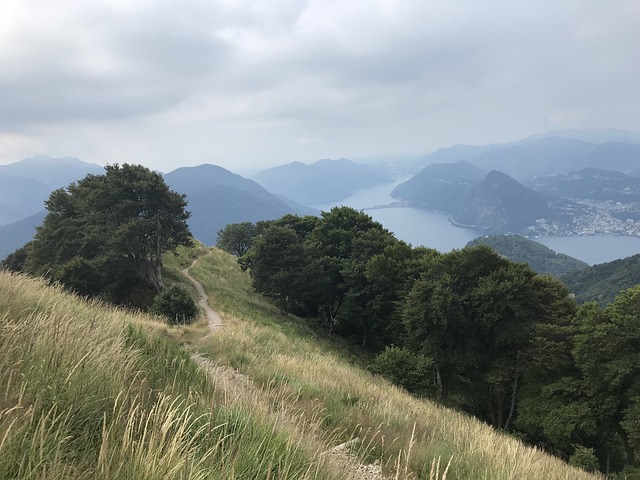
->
[0, 0, 639, 171]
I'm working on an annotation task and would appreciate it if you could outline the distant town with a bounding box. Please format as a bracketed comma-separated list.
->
[527, 200, 640, 237]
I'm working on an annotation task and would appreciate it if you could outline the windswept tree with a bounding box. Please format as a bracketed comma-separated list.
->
[25, 164, 192, 305]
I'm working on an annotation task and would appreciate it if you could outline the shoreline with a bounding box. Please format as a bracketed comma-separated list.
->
[362, 203, 640, 239]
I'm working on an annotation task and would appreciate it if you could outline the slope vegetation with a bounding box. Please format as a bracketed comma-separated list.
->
[561, 253, 640, 305]
[0, 248, 601, 479]
[467, 235, 588, 276]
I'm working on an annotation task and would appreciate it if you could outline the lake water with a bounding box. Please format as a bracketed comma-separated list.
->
[312, 180, 640, 265]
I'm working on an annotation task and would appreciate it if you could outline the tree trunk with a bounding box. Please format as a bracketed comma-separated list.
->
[504, 373, 519, 430]
[487, 396, 498, 428]
[435, 365, 445, 399]
[155, 213, 164, 289]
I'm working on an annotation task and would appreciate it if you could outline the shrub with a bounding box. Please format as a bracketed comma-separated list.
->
[152, 285, 198, 324]
[569, 445, 599, 472]
[371, 346, 435, 397]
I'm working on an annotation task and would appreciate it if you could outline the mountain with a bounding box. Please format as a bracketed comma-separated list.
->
[414, 131, 640, 182]
[458, 171, 553, 231]
[0, 154, 103, 188]
[393, 165, 555, 232]
[252, 158, 392, 205]
[531, 167, 640, 203]
[0, 176, 51, 225]
[520, 127, 640, 144]
[0, 155, 104, 256]
[164, 164, 318, 245]
[411, 143, 499, 172]
[391, 160, 486, 212]
[561, 254, 640, 306]
[579, 142, 640, 177]
[469, 137, 597, 181]
[0, 155, 103, 226]
[0, 210, 47, 260]
[466, 234, 588, 277]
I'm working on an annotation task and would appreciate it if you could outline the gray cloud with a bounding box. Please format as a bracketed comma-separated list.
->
[0, 0, 638, 171]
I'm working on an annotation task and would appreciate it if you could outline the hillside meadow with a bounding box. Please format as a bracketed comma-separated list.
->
[0, 246, 601, 479]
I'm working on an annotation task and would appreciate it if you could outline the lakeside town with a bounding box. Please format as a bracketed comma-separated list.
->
[527, 200, 640, 237]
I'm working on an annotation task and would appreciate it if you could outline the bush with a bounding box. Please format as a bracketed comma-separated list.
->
[152, 285, 198, 324]
[569, 445, 599, 472]
[371, 346, 435, 397]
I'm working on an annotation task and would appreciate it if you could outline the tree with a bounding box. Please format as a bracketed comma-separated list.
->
[0, 243, 30, 272]
[244, 225, 311, 315]
[25, 164, 192, 305]
[217, 222, 258, 256]
[402, 245, 552, 429]
[152, 285, 198, 324]
[309, 206, 396, 340]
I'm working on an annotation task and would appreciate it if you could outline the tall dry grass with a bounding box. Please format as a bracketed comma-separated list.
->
[0, 270, 347, 479]
[184, 248, 603, 480]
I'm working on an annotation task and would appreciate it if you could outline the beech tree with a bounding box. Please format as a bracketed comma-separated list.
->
[216, 222, 258, 256]
[25, 164, 192, 305]
[402, 246, 556, 429]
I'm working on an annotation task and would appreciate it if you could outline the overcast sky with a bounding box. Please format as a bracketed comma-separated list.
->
[1, 1, 639, 174]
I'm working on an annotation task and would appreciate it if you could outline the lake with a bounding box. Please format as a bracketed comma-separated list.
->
[312, 180, 640, 265]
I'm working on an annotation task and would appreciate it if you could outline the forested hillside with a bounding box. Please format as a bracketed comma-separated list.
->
[2, 158, 638, 476]
[219, 208, 640, 476]
[0, 246, 602, 479]
[392, 166, 558, 232]
[467, 234, 588, 276]
[561, 254, 640, 305]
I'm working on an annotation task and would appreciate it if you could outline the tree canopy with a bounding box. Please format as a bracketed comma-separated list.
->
[225, 210, 640, 475]
[24, 164, 192, 305]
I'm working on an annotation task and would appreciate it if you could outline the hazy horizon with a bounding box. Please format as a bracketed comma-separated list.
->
[1, 1, 639, 173]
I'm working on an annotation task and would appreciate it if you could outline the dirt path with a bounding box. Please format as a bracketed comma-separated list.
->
[181, 257, 223, 332]
[180, 253, 389, 480]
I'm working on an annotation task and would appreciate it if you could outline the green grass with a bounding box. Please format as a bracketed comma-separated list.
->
[0, 270, 342, 479]
[182, 247, 603, 479]
[0, 245, 603, 479]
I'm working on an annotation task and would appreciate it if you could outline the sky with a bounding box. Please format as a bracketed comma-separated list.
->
[1, 0, 639, 174]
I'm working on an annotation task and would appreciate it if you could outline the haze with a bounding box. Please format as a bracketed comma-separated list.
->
[1, 0, 639, 173]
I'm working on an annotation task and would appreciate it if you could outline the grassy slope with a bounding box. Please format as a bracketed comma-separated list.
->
[183, 248, 601, 479]
[0, 269, 341, 479]
[0, 246, 601, 479]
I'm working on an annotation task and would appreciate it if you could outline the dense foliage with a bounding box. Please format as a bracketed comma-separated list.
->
[11, 164, 192, 306]
[561, 253, 640, 306]
[229, 208, 640, 476]
[152, 285, 198, 324]
[467, 234, 588, 276]
[217, 221, 258, 256]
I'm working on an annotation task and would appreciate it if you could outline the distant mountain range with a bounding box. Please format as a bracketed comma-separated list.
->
[253, 158, 392, 205]
[393, 128, 640, 234]
[0, 155, 103, 226]
[3, 128, 640, 260]
[392, 162, 565, 232]
[163, 164, 317, 245]
[416, 132, 640, 182]
[0, 157, 319, 259]
[531, 168, 640, 203]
